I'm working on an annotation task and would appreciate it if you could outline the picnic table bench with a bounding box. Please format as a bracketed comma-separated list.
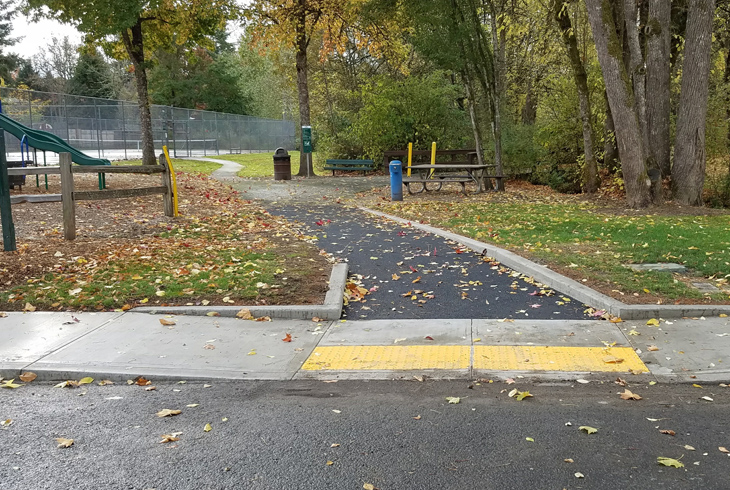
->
[229, 147, 242, 154]
[384, 149, 503, 195]
[324, 159, 375, 176]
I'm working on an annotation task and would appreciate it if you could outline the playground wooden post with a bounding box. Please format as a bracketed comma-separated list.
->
[0, 130, 17, 251]
[162, 146, 179, 217]
[160, 153, 174, 217]
[59, 153, 76, 241]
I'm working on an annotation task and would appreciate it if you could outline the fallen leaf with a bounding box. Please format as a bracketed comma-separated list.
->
[363, 484, 376, 490]
[54, 380, 78, 388]
[332, 410, 341, 414]
[159, 318, 176, 326]
[392, 274, 400, 281]
[413, 415, 421, 420]
[1, 379, 23, 389]
[615, 378, 627, 386]
[0, 419, 12, 427]
[19, 372, 37, 383]
[701, 396, 714, 402]
[206, 311, 220, 317]
[78, 377, 94, 385]
[55, 438, 74, 448]
[331, 443, 340, 447]
[247, 350, 256, 356]
[282, 333, 292, 342]
[98, 380, 114, 386]
[657, 457, 684, 468]
[312, 317, 324, 322]
[145, 386, 157, 391]
[0, 312, 7, 317]
[719, 447, 729, 454]
[135, 377, 152, 386]
[603, 355, 624, 364]
[575, 472, 585, 478]
[580, 426, 598, 434]
[23, 302, 36, 312]
[424, 336, 434, 340]
[412, 276, 421, 284]
[159, 434, 180, 443]
[156, 409, 182, 418]
[516, 391, 533, 401]
[659, 430, 676, 436]
[446, 397, 460, 404]
[204, 344, 215, 350]
[326, 460, 334, 466]
[564, 458, 574, 463]
[525, 437, 534, 442]
[186, 404, 199, 408]
[203, 423, 212, 432]
[576, 379, 590, 384]
[646, 318, 660, 326]
[619, 389, 642, 400]
[648, 345, 659, 351]
[692, 384, 703, 389]
[628, 329, 640, 336]
[236, 309, 253, 320]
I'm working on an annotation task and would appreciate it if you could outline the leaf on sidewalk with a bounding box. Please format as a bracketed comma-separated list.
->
[159, 318, 176, 326]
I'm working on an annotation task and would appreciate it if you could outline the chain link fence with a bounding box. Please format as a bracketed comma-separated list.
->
[0, 87, 296, 163]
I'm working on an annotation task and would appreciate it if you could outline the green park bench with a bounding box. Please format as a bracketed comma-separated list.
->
[323, 159, 375, 176]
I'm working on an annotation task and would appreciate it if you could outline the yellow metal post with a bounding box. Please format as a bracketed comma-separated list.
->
[430, 141, 436, 178]
[162, 146, 179, 217]
[407, 142, 412, 177]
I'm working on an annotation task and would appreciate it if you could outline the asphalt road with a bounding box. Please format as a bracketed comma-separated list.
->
[267, 203, 589, 320]
[2, 380, 728, 489]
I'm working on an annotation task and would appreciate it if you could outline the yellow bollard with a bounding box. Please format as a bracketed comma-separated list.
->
[430, 141, 436, 178]
[162, 146, 179, 217]
[407, 142, 412, 177]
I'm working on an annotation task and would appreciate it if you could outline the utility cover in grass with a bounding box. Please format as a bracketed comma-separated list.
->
[626, 263, 687, 273]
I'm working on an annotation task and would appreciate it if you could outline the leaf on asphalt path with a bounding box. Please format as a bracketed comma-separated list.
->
[701, 396, 714, 402]
[1, 418, 12, 427]
[56, 437, 74, 448]
[159, 434, 180, 443]
[145, 386, 157, 391]
[619, 389, 642, 400]
[659, 430, 675, 436]
[413, 415, 421, 420]
[98, 379, 114, 386]
[236, 308, 253, 320]
[646, 318, 660, 326]
[446, 397, 460, 404]
[692, 384, 703, 388]
[186, 404, 199, 408]
[54, 380, 79, 388]
[135, 377, 152, 386]
[684, 445, 695, 451]
[392, 274, 400, 281]
[505, 378, 515, 384]
[719, 447, 729, 454]
[575, 472, 585, 478]
[394, 338, 407, 343]
[515, 391, 533, 401]
[159, 318, 176, 326]
[525, 437, 534, 442]
[657, 457, 684, 468]
[331, 443, 340, 447]
[326, 460, 334, 466]
[628, 329, 640, 336]
[156, 409, 182, 417]
[78, 377, 94, 385]
[203, 423, 212, 432]
[508, 389, 518, 397]
[19, 372, 37, 383]
[282, 333, 292, 342]
[615, 378, 627, 387]
[564, 458, 574, 463]
[332, 410, 342, 414]
[412, 276, 421, 284]
[424, 336, 434, 340]
[580, 426, 598, 434]
[648, 345, 659, 351]
[576, 379, 590, 384]
[363, 484, 376, 490]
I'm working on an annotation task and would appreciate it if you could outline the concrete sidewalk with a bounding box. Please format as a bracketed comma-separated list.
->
[1, 310, 728, 383]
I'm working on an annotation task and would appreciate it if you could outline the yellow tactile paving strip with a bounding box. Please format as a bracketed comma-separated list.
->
[301, 346, 470, 371]
[475, 346, 648, 372]
[301, 345, 649, 372]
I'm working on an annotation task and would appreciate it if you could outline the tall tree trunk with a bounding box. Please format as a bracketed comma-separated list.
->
[295, 0, 315, 177]
[521, 79, 537, 125]
[553, 0, 599, 193]
[724, 36, 730, 173]
[673, 0, 716, 205]
[489, 8, 505, 191]
[604, 91, 620, 172]
[623, 0, 649, 152]
[646, 0, 672, 180]
[585, 0, 650, 209]
[463, 71, 493, 190]
[121, 19, 155, 166]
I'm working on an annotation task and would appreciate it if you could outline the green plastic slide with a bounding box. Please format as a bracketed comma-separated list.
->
[0, 113, 110, 166]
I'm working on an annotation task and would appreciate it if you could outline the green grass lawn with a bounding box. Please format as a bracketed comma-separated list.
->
[115, 158, 222, 175]
[215, 151, 326, 178]
[381, 199, 730, 303]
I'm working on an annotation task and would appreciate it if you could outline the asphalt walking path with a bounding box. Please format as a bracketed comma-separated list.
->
[2, 167, 730, 385]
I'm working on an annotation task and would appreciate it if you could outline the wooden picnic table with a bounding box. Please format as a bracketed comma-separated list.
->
[404, 163, 493, 195]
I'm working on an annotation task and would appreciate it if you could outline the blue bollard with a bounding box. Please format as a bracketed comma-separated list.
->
[390, 160, 403, 201]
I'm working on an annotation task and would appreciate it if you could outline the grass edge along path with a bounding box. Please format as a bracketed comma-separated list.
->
[374, 198, 730, 304]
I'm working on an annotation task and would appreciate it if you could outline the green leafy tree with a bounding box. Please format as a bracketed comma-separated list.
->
[69, 50, 114, 99]
[24, 0, 236, 164]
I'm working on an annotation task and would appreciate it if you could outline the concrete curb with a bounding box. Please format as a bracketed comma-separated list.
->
[133, 262, 348, 320]
[361, 207, 730, 320]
